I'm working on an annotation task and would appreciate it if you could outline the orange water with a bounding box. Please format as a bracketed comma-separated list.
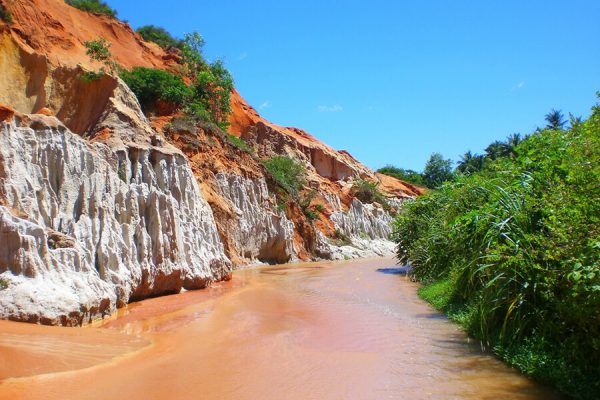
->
[0, 257, 560, 399]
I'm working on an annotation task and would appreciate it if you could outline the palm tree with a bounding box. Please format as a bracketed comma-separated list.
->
[569, 113, 583, 129]
[457, 151, 485, 174]
[485, 141, 512, 160]
[506, 133, 522, 147]
[504, 133, 522, 159]
[545, 109, 566, 130]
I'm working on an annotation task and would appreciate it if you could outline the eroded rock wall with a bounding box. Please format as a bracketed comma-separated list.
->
[0, 115, 230, 325]
[315, 193, 397, 260]
[215, 173, 296, 263]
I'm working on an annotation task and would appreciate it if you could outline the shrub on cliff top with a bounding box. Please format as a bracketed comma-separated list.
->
[120, 32, 233, 130]
[120, 67, 191, 113]
[65, 0, 117, 18]
[136, 25, 183, 50]
[377, 165, 424, 186]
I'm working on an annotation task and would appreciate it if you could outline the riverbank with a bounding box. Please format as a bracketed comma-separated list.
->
[0, 257, 559, 400]
[418, 278, 594, 400]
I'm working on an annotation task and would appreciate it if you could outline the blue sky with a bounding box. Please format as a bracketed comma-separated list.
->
[109, 0, 599, 171]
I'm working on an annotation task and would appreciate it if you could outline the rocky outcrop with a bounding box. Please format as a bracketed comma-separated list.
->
[330, 198, 394, 240]
[215, 173, 295, 263]
[314, 194, 398, 260]
[0, 113, 230, 325]
[241, 122, 370, 182]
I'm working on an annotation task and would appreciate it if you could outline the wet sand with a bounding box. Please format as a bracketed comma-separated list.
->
[0, 257, 560, 399]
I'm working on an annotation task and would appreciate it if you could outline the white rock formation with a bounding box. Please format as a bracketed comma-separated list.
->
[0, 115, 230, 325]
[215, 173, 296, 263]
[330, 197, 394, 240]
[317, 194, 397, 260]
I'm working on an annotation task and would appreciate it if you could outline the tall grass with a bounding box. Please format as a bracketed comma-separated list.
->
[393, 99, 600, 399]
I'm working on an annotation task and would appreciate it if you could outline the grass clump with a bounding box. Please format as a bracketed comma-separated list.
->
[351, 177, 389, 209]
[136, 25, 183, 50]
[393, 96, 600, 399]
[262, 156, 322, 220]
[226, 134, 252, 153]
[0, 277, 8, 290]
[65, 0, 117, 18]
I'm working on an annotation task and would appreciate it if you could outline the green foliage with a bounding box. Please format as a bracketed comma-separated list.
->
[226, 134, 252, 153]
[120, 67, 190, 112]
[65, 0, 117, 18]
[79, 70, 104, 82]
[83, 38, 120, 76]
[136, 25, 183, 50]
[298, 190, 320, 221]
[0, 277, 8, 290]
[377, 165, 424, 186]
[351, 177, 388, 207]
[393, 99, 600, 399]
[118, 30, 233, 129]
[262, 156, 306, 197]
[0, 4, 13, 24]
[314, 203, 325, 213]
[181, 32, 206, 76]
[191, 60, 234, 130]
[177, 33, 233, 129]
[545, 108, 566, 130]
[456, 151, 485, 175]
[422, 152, 454, 188]
[332, 229, 352, 246]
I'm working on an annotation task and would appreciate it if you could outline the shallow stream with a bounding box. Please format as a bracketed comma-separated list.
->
[0, 257, 559, 399]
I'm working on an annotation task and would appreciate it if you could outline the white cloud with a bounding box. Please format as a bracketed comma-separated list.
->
[237, 52, 248, 61]
[511, 81, 525, 91]
[259, 100, 270, 110]
[317, 104, 343, 112]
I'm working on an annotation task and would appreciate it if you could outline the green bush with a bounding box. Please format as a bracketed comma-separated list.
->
[136, 25, 183, 50]
[393, 97, 600, 399]
[65, 0, 117, 18]
[0, 277, 8, 290]
[191, 60, 233, 130]
[120, 32, 234, 130]
[83, 38, 120, 77]
[377, 165, 424, 186]
[351, 177, 389, 207]
[422, 152, 454, 188]
[262, 156, 306, 197]
[120, 67, 190, 113]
